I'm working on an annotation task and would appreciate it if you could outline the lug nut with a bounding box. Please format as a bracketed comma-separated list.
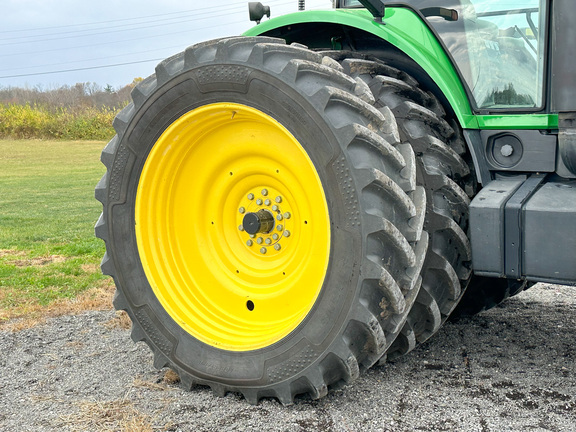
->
[283, 230, 291, 237]
[277, 225, 283, 231]
[238, 225, 244, 231]
[239, 207, 245, 214]
[247, 193, 254, 200]
[276, 214, 283, 221]
[272, 233, 279, 240]
[260, 247, 267, 254]
[274, 244, 281, 251]
[246, 240, 253, 246]
[265, 199, 271, 206]
[275, 196, 282, 203]
[265, 238, 272, 245]
[272, 205, 279, 212]
[256, 237, 263, 244]
[261, 189, 268, 196]
[256, 198, 263, 205]
[284, 212, 291, 219]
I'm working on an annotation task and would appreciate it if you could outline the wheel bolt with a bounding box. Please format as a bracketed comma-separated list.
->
[265, 238, 272, 245]
[239, 207, 245, 214]
[256, 237, 263, 244]
[238, 225, 244, 231]
[276, 214, 283, 221]
[261, 189, 268, 196]
[247, 193, 254, 200]
[274, 244, 281, 251]
[256, 198, 263, 205]
[275, 196, 282, 203]
[284, 230, 291, 237]
[246, 240, 253, 246]
[272, 205, 279, 212]
[264, 199, 271, 206]
[260, 247, 267, 254]
[283, 212, 291, 219]
[272, 233, 279, 240]
[277, 224, 283, 231]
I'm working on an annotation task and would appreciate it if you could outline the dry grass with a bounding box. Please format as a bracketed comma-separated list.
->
[132, 379, 169, 392]
[163, 369, 180, 385]
[0, 278, 114, 332]
[104, 310, 132, 330]
[8, 254, 67, 267]
[60, 400, 155, 432]
[0, 249, 27, 258]
[132, 369, 181, 392]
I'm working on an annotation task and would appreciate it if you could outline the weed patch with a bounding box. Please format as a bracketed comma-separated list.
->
[59, 400, 155, 432]
[105, 310, 132, 330]
[0, 104, 119, 140]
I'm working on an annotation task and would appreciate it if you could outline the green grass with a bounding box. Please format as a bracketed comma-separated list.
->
[0, 139, 111, 318]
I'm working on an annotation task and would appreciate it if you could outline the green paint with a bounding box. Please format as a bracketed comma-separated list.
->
[245, 8, 473, 126]
[245, 8, 558, 132]
[474, 114, 558, 130]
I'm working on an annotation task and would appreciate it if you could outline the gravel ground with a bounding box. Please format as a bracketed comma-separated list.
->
[1, 283, 575, 432]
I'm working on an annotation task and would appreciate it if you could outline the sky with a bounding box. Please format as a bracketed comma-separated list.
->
[0, 0, 333, 90]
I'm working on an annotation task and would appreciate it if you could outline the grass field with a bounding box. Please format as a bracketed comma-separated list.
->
[0, 139, 113, 327]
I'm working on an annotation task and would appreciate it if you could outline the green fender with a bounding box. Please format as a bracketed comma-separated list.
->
[245, 8, 558, 131]
[244, 8, 478, 128]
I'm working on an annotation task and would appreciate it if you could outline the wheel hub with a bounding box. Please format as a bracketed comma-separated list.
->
[242, 210, 274, 235]
[238, 188, 292, 255]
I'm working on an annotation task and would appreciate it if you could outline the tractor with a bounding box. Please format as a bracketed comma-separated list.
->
[95, 0, 576, 404]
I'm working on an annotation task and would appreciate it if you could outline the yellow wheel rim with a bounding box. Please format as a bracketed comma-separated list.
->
[135, 103, 330, 351]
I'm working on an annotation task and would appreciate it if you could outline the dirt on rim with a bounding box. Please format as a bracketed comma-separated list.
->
[0, 283, 574, 432]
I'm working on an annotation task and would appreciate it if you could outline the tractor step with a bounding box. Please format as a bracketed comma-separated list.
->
[470, 176, 576, 285]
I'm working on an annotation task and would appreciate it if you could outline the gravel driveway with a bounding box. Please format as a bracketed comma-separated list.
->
[1, 283, 574, 432]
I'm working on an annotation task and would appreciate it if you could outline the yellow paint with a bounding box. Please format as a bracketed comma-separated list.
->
[135, 103, 330, 351]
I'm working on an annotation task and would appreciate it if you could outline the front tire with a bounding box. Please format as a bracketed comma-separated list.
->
[95, 37, 425, 404]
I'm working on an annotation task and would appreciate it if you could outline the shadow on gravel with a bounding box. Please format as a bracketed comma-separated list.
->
[0, 284, 574, 431]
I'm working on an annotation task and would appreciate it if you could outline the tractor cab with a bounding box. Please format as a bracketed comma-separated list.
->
[338, 0, 546, 111]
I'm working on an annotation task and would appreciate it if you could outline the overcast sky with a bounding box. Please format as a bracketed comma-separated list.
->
[0, 0, 333, 90]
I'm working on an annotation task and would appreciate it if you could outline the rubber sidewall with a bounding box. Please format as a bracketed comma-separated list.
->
[106, 64, 363, 386]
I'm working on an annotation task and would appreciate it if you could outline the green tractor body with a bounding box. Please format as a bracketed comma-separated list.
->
[247, 0, 576, 285]
[95, 0, 575, 404]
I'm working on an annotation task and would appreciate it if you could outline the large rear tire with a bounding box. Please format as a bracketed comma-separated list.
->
[95, 37, 425, 404]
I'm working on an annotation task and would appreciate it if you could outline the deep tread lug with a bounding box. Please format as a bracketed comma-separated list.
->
[362, 260, 406, 315]
[274, 387, 295, 406]
[112, 290, 128, 312]
[304, 373, 329, 400]
[94, 176, 107, 205]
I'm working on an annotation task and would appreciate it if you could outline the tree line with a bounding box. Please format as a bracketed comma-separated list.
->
[0, 81, 138, 111]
